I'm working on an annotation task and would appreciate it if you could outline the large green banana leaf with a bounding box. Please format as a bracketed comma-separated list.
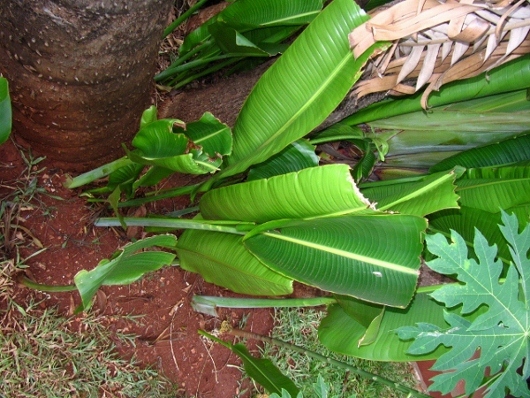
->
[220, 0, 324, 29]
[343, 55, 530, 126]
[428, 207, 513, 265]
[360, 169, 460, 217]
[176, 228, 293, 296]
[180, 0, 324, 54]
[0, 77, 11, 145]
[210, 0, 379, 184]
[246, 139, 319, 181]
[456, 164, 530, 214]
[200, 164, 371, 223]
[431, 133, 530, 173]
[75, 235, 178, 310]
[244, 214, 427, 308]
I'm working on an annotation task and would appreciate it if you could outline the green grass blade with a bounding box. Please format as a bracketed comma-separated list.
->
[0, 77, 12, 145]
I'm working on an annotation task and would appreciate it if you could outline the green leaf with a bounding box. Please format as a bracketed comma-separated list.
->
[428, 207, 513, 265]
[220, 0, 324, 29]
[247, 139, 319, 181]
[209, 22, 274, 56]
[176, 228, 293, 296]
[319, 291, 450, 361]
[361, 169, 460, 217]
[201, 164, 372, 223]
[245, 214, 426, 307]
[232, 343, 300, 396]
[398, 212, 530, 397]
[74, 235, 177, 310]
[343, 55, 530, 126]
[139, 105, 158, 128]
[211, 0, 378, 183]
[431, 132, 530, 173]
[0, 77, 12, 145]
[200, 331, 300, 396]
[178, 112, 232, 157]
[456, 163, 530, 213]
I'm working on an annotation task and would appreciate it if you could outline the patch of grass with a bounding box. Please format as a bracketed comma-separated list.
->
[260, 307, 417, 398]
[0, 147, 179, 398]
[0, 297, 177, 398]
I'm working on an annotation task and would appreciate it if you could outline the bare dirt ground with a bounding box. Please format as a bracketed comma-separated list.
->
[0, 138, 277, 398]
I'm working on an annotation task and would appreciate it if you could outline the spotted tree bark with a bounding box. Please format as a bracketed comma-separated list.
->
[0, 0, 173, 171]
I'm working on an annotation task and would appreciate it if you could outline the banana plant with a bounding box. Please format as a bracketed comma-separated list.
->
[156, 0, 326, 89]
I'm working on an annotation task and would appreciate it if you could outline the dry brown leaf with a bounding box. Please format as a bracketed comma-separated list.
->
[350, 0, 530, 108]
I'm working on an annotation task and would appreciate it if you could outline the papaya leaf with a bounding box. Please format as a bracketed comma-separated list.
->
[74, 235, 177, 310]
[200, 330, 300, 396]
[0, 77, 12, 145]
[397, 212, 530, 398]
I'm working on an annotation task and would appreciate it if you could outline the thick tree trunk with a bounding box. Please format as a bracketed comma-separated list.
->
[0, 0, 173, 171]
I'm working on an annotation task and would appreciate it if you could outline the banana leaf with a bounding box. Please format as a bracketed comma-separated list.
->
[361, 169, 460, 217]
[176, 228, 293, 296]
[318, 291, 450, 361]
[208, 0, 380, 185]
[74, 235, 177, 310]
[247, 139, 319, 181]
[244, 214, 427, 308]
[343, 55, 530, 126]
[200, 164, 372, 223]
[456, 164, 530, 214]
[430, 133, 530, 172]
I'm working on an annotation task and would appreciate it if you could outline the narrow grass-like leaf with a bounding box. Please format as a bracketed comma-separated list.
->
[245, 214, 426, 307]
[0, 77, 12, 145]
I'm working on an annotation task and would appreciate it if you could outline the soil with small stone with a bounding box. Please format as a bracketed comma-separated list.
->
[0, 138, 278, 398]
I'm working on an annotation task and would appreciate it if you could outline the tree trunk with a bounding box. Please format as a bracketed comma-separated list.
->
[0, 0, 173, 171]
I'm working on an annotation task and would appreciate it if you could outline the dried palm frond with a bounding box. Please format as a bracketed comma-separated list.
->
[349, 0, 530, 108]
